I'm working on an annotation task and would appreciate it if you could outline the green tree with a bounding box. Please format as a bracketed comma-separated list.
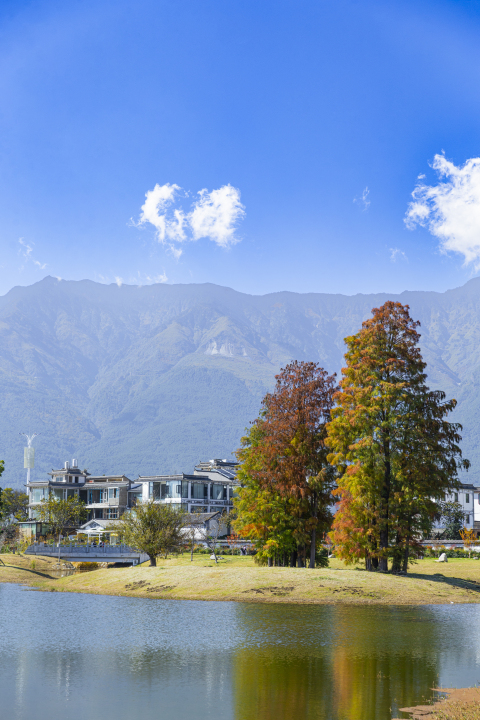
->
[327, 301, 469, 572]
[116, 500, 185, 566]
[0, 488, 28, 522]
[437, 500, 465, 540]
[0, 461, 6, 523]
[37, 494, 86, 559]
[235, 361, 337, 568]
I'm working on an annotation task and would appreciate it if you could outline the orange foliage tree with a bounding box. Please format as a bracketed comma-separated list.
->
[326, 301, 469, 573]
[234, 360, 337, 568]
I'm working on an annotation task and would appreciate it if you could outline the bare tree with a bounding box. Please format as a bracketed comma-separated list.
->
[183, 514, 205, 561]
[191, 511, 229, 564]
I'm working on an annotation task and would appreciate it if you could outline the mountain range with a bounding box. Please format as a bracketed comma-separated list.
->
[1, 276, 479, 489]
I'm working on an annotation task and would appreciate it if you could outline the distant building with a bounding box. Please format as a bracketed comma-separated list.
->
[432, 482, 480, 536]
[135, 459, 238, 514]
[22, 460, 134, 539]
[21, 457, 238, 539]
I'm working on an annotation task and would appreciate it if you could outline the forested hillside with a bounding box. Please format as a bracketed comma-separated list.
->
[1, 276, 479, 487]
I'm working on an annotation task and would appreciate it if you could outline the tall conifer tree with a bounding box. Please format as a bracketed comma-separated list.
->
[326, 301, 469, 572]
[235, 361, 337, 568]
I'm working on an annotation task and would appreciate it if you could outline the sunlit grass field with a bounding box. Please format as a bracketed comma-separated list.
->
[3, 552, 480, 605]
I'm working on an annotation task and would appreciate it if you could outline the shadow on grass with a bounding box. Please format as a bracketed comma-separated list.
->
[399, 571, 480, 594]
[0, 564, 57, 580]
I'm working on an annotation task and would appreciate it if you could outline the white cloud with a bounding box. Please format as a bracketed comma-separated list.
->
[405, 154, 480, 269]
[18, 238, 47, 270]
[135, 182, 245, 255]
[138, 183, 186, 243]
[390, 247, 408, 262]
[129, 270, 168, 286]
[189, 185, 245, 247]
[115, 276, 123, 287]
[146, 271, 168, 284]
[354, 186, 370, 211]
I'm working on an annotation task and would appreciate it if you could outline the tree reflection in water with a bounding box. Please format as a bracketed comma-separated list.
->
[232, 605, 462, 720]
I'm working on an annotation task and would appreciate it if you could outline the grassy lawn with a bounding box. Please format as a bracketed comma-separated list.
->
[3, 552, 480, 604]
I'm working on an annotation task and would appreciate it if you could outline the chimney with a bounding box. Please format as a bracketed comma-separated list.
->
[72, 459, 77, 468]
[64, 461, 69, 469]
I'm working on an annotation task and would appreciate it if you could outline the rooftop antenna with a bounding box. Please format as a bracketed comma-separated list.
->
[20, 433, 40, 488]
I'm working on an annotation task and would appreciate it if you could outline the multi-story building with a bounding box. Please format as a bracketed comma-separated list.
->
[432, 482, 480, 536]
[21, 457, 238, 539]
[136, 458, 238, 514]
[23, 460, 134, 539]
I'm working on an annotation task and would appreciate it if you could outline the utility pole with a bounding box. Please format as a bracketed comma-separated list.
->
[20, 433, 39, 489]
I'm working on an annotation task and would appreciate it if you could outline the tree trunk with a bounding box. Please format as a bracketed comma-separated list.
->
[290, 549, 297, 567]
[379, 437, 391, 572]
[298, 546, 305, 568]
[365, 555, 372, 571]
[58, 532, 61, 562]
[149, 555, 157, 567]
[402, 538, 409, 573]
[268, 557, 273, 567]
[391, 532, 402, 573]
[190, 544, 194, 562]
[402, 523, 411, 573]
[372, 556, 379, 570]
[309, 490, 317, 569]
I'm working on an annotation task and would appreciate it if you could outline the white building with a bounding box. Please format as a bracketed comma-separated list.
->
[135, 459, 238, 514]
[434, 482, 480, 535]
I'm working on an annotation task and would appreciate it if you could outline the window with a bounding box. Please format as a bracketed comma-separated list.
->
[108, 487, 118, 500]
[455, 493, 458, 502]
[212, 484, 227, 501]
[466, 515, 470, 524]
[192, 483, 208, 500]
[106, 508, 118, 519]
[31, 488, 46, 503]
[181, 481, 189, 499]
[166, 480, 182, 499]
[53, 489, 65, 501]
[466, 494, 470, 503]
[66, 488, 76, 499]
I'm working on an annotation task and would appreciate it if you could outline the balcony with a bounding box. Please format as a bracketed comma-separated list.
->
[85, 499, 120, 508]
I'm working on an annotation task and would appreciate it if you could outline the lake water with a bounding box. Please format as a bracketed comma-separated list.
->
[1, 583, 480, 720]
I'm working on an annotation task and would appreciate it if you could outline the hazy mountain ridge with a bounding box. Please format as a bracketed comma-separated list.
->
[1, 276, 480, 488]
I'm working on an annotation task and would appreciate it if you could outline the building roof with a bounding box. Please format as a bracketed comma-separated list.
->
[184, 512, 221, 524]
[86, 475, 130, 482]
[83, 480, 130, 488]
[137, 473, 212, 482]
[79, 519, 121, 530]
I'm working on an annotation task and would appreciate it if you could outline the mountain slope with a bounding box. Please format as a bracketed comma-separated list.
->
[1, 276, 479, 487]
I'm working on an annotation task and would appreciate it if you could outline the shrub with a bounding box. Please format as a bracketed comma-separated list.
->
[76, 562, 99, 572]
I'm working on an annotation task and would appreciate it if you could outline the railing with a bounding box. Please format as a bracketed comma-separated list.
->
[25, 543, 149, 563]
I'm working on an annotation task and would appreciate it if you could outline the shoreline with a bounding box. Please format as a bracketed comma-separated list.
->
[3, 554, 480, 605]
[394, 687, 480, 719]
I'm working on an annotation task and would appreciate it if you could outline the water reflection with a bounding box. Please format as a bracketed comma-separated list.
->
[1, 584, 480, 720]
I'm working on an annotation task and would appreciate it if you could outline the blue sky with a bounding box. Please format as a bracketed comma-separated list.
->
[2, 0, 480, 296]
